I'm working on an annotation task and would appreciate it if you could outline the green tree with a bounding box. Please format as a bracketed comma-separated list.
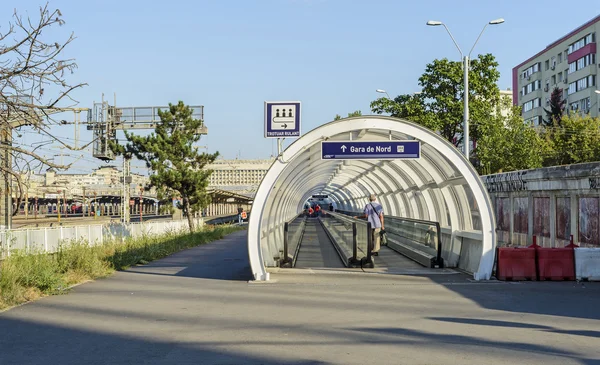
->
[119, 101, 218, 232]
[370, 54, 501, 147]
[334, 110, 362, 120]
[541, 114, 600, 166]
[543, 87, 566, 127]
[474, 97, 544, 174]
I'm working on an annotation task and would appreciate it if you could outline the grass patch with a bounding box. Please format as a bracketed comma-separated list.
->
[0, 224, 243, 310]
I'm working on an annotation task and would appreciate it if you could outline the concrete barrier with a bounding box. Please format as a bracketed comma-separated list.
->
[575, 248, 600, 281]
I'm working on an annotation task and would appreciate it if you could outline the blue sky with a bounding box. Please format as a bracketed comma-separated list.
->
[3, 1, 599, 173]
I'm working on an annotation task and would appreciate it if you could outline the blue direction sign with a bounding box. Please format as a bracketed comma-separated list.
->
[321, 141, 420, 160]
[265, 101, 301, 138]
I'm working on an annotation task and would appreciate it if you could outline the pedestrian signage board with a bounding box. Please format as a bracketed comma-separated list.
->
[264, 101, 301, 138]
[321, 141, 420, 160]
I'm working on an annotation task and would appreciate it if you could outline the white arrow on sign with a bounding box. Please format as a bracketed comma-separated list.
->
[341, 145, 347, 152]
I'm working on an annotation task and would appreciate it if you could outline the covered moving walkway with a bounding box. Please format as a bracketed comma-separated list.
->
[248, 116, 496, 281]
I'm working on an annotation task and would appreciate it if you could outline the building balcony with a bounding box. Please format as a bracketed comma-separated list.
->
[567, 42, 597, 64]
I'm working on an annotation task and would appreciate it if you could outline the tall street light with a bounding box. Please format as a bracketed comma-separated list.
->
[427, 18, 504, 161]
[589, 89, 600, 114]
[376, 89, 392, 100]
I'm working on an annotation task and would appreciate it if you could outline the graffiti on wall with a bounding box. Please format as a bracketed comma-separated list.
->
[590, 177, 600, 190]
[485, 171, 528, 193]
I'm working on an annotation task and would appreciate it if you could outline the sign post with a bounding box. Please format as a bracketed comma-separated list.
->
[321, 141, 421, 160]
[264, 101, 301, 156]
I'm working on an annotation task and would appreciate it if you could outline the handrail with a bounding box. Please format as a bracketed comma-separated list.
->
[281, 213, 306, 267]
[334, 209, 443, 267]
[336, 209, 439, 226]
[321, 211, 373, 267]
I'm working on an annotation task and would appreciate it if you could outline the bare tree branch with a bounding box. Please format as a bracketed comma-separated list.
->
[0, 2, 87, 217]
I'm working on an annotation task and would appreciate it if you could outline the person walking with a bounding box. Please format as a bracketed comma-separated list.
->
[237, 206, 244, 224]
[355, 194, 384, 256]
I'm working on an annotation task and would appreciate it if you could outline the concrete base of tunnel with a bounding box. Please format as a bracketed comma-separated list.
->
[248, 116, 496, 282]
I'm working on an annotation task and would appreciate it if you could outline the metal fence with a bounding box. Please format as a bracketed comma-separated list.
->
[0, 218, 204, 258]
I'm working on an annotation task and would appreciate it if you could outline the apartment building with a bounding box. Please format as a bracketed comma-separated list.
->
[513, 15, 599, 125]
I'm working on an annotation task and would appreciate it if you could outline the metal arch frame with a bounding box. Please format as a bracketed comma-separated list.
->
[248, 116, 496, 281]
[324, 160, 403, 216]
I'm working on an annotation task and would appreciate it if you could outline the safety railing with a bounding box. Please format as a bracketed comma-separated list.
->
[335, 210, 443, 268]
[0, 218, 205, 259]
[318, 211, 373, 268]
[204, 211, 250, 226]
[280, 213, 307, 268]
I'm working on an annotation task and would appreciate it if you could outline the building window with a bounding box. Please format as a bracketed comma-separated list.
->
[568, 32, 595, 54]
[569, 62, 577, 74]
[523, 98, 541, 112]
[551, 56, 556, 69]
[551, 75, 556, 85]
[568, 82, 577, 95]
[580, 97, 591, 112]
[558, 72, 563, 82]
[558, 53, 562, 64]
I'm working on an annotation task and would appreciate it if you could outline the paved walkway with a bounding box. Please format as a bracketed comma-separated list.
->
[0, 231, 599, 364]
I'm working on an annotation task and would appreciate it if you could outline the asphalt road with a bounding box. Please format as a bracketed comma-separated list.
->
[0, 231, 599, 364]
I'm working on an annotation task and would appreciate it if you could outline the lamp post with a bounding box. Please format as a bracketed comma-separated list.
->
[376, 89, 392, 100]
[427, 18, 504, 161]
[588, 89, 600, 115]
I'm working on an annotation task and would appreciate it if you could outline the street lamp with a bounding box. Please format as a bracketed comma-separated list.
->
[427, 18, 504, 161]
[376, 89, 392, 100]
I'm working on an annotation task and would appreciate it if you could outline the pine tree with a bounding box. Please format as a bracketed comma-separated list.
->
[543, 87, 566, 127]
[121, 101, 218, 232]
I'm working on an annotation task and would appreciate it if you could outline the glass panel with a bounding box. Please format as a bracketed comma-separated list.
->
[533, 197, 550, 237]
[514, 197, 528, 234]
[579, 197, 599, 246]
[556, 197, 571, 241]
[384, 216, 440, 257]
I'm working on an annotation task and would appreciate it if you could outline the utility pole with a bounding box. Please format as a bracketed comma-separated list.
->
[63, 189, 68, 218]
[123, 155, 131, 224]
[139, 186, 143, 223]
[85, 94, 208, 222]
[82, 186, 86, 217]
[57, 191, 61, 223]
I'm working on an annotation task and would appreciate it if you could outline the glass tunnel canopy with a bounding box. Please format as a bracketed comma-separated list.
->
[248, 116, 496, 281]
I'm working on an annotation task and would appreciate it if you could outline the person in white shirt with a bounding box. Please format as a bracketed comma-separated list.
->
[355, 194, 384, 256]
